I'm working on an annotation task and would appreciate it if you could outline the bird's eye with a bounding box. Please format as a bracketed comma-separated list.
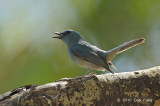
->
[64, 31, 70, 35]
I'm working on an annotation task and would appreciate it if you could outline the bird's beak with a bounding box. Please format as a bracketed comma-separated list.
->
[53, 32, 62, 38]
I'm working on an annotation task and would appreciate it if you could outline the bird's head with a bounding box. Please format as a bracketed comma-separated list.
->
[53, 30, 84, 46]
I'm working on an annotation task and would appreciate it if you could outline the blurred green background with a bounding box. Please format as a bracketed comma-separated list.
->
[0, 0, 160, 94]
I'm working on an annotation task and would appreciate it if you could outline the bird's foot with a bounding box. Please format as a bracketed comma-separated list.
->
[88, 72, 97, 76]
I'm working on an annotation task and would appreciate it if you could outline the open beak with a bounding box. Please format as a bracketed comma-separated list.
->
[52, 32, 62, 38]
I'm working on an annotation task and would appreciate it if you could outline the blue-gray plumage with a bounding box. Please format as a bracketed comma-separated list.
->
[53, 30, 145, 74]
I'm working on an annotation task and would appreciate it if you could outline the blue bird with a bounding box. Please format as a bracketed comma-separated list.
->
[53, 30, 145, 75]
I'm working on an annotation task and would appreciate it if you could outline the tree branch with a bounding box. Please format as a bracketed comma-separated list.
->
[0, 66, 160, 106]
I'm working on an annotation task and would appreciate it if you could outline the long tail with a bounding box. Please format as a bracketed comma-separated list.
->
[106, 38, 145, 62]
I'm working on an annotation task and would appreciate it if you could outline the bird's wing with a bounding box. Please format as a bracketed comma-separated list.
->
[70, 44, 114, 73]
[70, 44, 107, 68]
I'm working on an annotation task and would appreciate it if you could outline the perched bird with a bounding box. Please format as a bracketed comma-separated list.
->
[53, 30, 145, 74]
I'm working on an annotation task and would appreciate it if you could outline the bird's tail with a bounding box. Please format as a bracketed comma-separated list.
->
[106, 38, 145, 62]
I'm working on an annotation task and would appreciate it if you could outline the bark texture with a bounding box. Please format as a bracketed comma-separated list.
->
[0, 66, 160, 106]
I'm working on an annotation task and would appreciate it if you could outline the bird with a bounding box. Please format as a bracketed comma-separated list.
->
[53, 29, 145, 75]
